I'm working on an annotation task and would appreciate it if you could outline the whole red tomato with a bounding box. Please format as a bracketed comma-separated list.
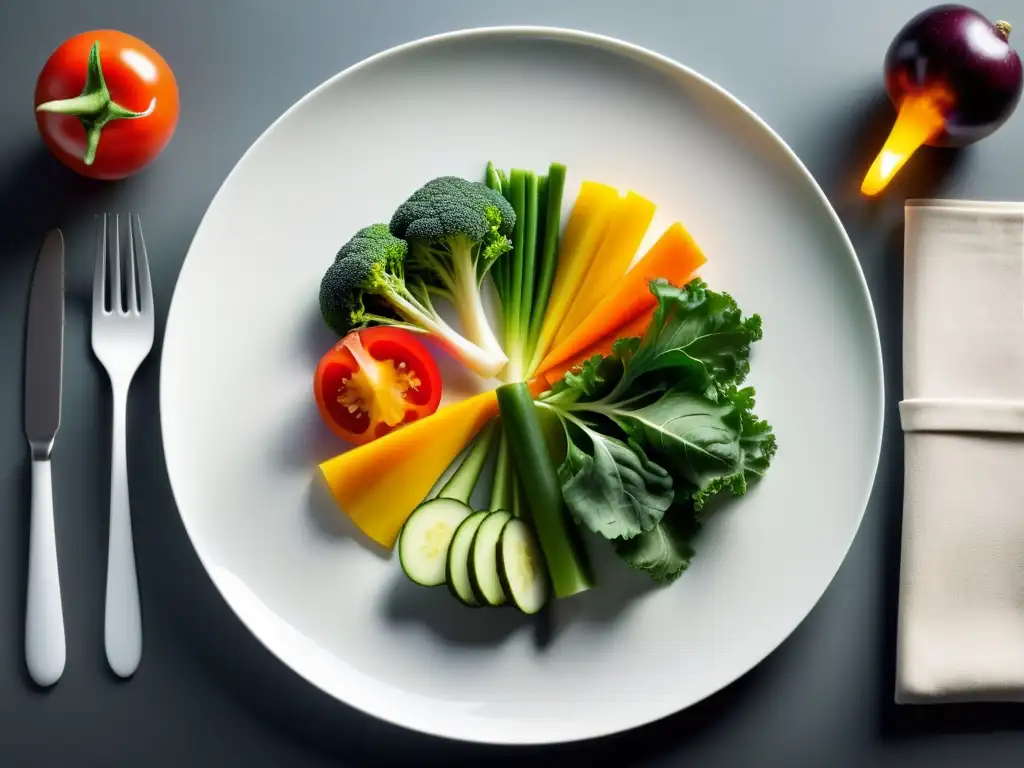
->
[35, 30, 179, 180]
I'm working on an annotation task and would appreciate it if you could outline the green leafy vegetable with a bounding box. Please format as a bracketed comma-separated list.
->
[603, 278, 764, 401]
[613, 384, 776, 511]
[557, 422, 673, 539]
[539, 277, 776, 582]
[614, 508, 699, 583]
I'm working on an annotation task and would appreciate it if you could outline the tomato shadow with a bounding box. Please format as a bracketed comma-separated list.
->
[0, 145, 115, 258]
[277, 393, 349, 471]
[0, 145, 137, 307]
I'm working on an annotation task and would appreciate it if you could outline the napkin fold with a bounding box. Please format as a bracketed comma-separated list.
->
[897, 199, 1024, 704]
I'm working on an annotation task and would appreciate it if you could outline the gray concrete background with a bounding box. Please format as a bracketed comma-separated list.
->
[1, 0, 1023, 765]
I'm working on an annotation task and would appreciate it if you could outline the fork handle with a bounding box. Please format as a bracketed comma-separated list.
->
[105, 387, 142, 678]
[26, 458, 65, 687]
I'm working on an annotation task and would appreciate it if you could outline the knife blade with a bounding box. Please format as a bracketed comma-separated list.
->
[24, 229, 64, 455]
[23, 229, 65, 688]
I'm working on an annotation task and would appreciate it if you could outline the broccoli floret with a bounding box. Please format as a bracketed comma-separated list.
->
[389, 177, 514, 367]
[338, 222, 409, 270]
[389, 176, 515, 277]
[319, 223, 509, 378]
[319, 225, 406, 335]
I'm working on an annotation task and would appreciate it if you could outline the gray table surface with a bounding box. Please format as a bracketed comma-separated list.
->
[2, 0, 1023, 765]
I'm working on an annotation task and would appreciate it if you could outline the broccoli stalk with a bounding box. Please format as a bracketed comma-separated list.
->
[319, 223, 509, 378]
[389, 176, 516, 378]
[404, 231, 507, 366]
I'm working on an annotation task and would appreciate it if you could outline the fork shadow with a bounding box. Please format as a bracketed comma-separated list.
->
[0, 145, 143, 285]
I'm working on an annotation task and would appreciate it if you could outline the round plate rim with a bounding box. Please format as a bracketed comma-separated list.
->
[160, 25, 885, 746]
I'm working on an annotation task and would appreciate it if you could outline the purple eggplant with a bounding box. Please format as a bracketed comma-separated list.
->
[885, 4, 1022, 146]
[863, 4, 1022, 194]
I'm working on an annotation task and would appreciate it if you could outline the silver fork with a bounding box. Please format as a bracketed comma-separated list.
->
[93, 214, 154, 678]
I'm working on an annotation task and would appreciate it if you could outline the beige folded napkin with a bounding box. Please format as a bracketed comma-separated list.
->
[897, 199, 1024, 704]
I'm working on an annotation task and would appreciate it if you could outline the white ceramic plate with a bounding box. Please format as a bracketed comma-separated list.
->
[161, 27, 883, 745]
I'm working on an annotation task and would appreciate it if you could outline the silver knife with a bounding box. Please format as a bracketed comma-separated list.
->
[23, 229, 66, 687]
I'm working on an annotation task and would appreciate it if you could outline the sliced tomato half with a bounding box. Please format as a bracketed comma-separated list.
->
[314, 327, 443, 446]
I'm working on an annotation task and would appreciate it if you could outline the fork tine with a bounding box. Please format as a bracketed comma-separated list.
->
[126, 212, 139, 314]
[94, 214, 108, 314]
[110, 214, 122, 314]
[132, 215, 154, 316]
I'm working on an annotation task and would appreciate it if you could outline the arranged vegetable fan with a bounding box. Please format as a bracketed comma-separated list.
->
[313, 161, 777, 616]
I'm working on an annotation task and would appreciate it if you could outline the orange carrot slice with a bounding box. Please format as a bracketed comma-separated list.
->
[536, 221, 706, 376]
[529, 182, 619, 370]
[540, 307, 655, 387]
[554, 191, 656, 345]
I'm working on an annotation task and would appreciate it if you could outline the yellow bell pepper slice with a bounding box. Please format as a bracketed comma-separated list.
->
[527, 181, 619, 374]
[554, 191, 656, 345]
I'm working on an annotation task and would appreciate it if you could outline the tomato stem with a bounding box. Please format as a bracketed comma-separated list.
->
[35, 41, 155, 166]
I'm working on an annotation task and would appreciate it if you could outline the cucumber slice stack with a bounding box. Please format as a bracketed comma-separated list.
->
[397, 420, 551, 615]
[400, 506, 550, 615]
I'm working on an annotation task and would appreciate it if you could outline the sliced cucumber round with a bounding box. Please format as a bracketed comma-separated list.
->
[469, 510, 512, 606]
[399, 498, 472, 587]
[498, 518, 550, 615]
[446, 511, 488, 607]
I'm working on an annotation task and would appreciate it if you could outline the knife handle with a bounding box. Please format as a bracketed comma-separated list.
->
[26, 458, 65, 687]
